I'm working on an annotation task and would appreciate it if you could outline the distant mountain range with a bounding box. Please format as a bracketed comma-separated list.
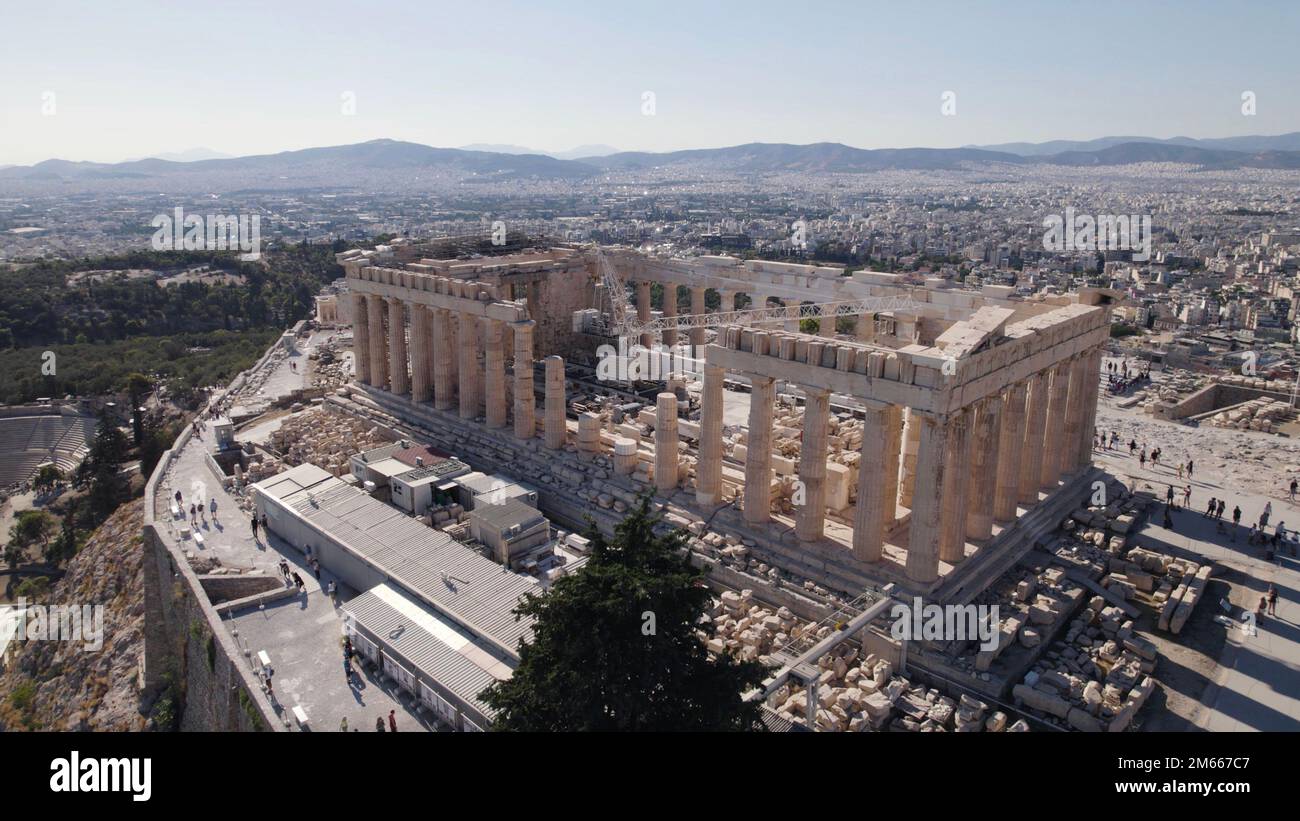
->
[970, 132, 1300, 156]
[458, 143, 621, 160]
[5, 135, 1300, 192]
[128, 147, 233, 163]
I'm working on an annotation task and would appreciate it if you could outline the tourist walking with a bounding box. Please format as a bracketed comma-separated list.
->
[251, 515, 259, 539]
[376, 716, 385, 732]
[1216, 499, 1225, 520]
[1183, 485, 1191, 507]
[190, 503, 197, 526]
[328, 580, 338, 603]
[292, 571, 305, 593]
[340, 717, 348, 732]
[1267, 585, 1278, 616]
[1290, 479, 1297, 501]
[1205, 498, 1217, 518]
[1186, 460, 1193, 478]
[388, 710, 397, 732]
[209, 497, 218, 522]
[312, 557, 321, 580]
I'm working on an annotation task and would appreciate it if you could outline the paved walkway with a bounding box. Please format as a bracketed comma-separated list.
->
[1094, 445, 1300, 731]
[155, 327, 434, 731]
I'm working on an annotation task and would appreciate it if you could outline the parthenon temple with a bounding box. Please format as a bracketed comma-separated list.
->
[337, 241, 1117, 599]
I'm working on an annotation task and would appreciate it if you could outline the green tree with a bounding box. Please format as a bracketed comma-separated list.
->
[32, 464, 62, 492]
[480, 497, 767, 731]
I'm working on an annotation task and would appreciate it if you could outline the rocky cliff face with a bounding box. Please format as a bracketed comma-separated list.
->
[0, 500, 146, 731]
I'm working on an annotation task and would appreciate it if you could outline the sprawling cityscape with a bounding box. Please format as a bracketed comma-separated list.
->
[0, 0, 1295, 801]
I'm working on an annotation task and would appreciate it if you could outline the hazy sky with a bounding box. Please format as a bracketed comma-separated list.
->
[3, 0, 1298, 165]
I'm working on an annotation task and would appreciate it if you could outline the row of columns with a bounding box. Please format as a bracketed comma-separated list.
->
[627, 283, 880, 347]
[693, 343, 1104, 584]
[350, 293, 565, 448]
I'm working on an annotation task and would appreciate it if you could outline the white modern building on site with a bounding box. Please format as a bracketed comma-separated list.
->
[250, 463, 537, 731]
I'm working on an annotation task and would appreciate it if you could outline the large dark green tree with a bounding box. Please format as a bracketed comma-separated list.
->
[480, 497, 767, 731]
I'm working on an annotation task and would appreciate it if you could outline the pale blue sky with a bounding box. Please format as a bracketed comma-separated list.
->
[2, 0, 1297, 165]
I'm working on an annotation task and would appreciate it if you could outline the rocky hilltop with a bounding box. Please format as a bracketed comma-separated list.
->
[0, 501, 146, 731]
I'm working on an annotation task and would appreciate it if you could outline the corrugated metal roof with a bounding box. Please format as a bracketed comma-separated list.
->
[254, 464, 538, 655]
[345, 584, 505, 719]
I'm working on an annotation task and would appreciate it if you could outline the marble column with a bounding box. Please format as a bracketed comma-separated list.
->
[484, 319, 507, 429]
[899, 408, 922, 510]
[432, 309, 454, 411]
[636, 280, 653, 349]
[366, 294, 387, 389]
[689, 286, 707, 348]
[993, 381, 1027, 522]
[662, 285, 678, 347]
[387, 298, 408, 397]
[1077, 347, 1102, 469]
[1060, 354, 1088, 473]
[819, 310, 836, 338]
[544, 355, 565, 450]
[939, 406, 973, 564]
[795, 389, 830, 542]
[1019, 370, 1048, 504]
[695, 364, 725, 506]
[409, 304, 430, 403]
[880, 405, 903, 526]
[855, 312, 875, 343]
[351, 293, 371, 384]
[743, 376, 776, 525]
[458, 313, 480, 420]
[852, 404, 889, 562]
[1039, 361, 1071, 489]
[966, 395, 1002, 542]
[905, 411, 948, 584]
[655, 392, 679, 493]
[718, 289, 735, 315]
[512, 320, 535, 439]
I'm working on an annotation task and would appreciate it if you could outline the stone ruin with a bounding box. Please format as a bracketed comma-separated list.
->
[266, 405, 392, 477]
[768, 643, 1027, 733]
[1208, 397, 1295, 432]
[1012, 593, 1157, 732]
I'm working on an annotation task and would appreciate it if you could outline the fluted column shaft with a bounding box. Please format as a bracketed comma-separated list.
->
[852, 405, 889, 562]
[352, 293, 371, 384]
[432, 309, 454, 411]
[905, 412, 948, 584]
[544, 355, 565, 450]
[993, 381, 1027, 521]
[654, 392, 679, 493]
[795, 389, 830, 542]
[1060, 354, 1088, 472]
[939, 407, 973, 564]
[1039, 361, 1071, 489]
[743, 376, 775, 524]
[512, 320, 535, 439]
[484, 319, 507, 429]
[387, 298, 408, 396]
[689, 287, 707, 348]
[366, 294, 388, 389]
[1019, 370, 1048, 503]
[458, 313, 480, 419]
[966, 396, 1002, 542]
[662, 285, 678, 346]
[409, 304, 430, 403]
[696, 364, 725, 506]
[1077, 347, 1102, 468]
